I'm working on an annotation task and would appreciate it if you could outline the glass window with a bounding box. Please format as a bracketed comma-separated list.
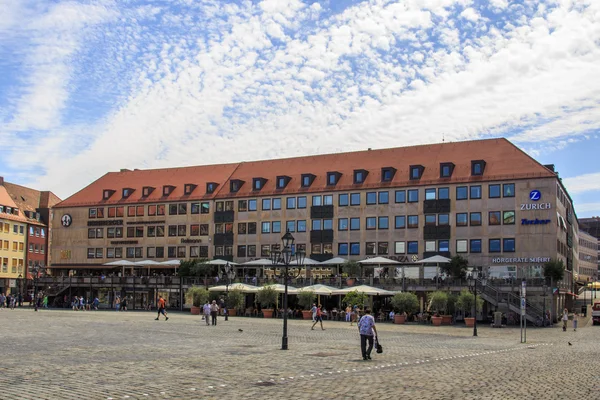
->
[366, 217, 377, 230]
[338, 243, 349, 255]
[168, 204, 177, 215]
[350, 193, 361, 206]
[339, 194, 349, 206]
[297, 220, 306, 232]
[503, 183, 515, 197]
[168, 226, 177, 237]
[439, 240, 449, 252]
[489, 211, 501, 225]
[473, 162, 483, 175]
[350, 218, 360, 230]
[286, 221, 295, 232]
[261, 222, 271, 233]
[272, 198, 281, 210]
[378, 217, 389, 229]
[425, 189, 436, 200]
[395, 190, 406, 203]
[425, 215, 436, 226]
[378, 192, 389, 204]
[350, 243, 360, 255]
[470, 212, 482, 226]
[438, 188, 449, 200]
[456, 186, 468, 200]
[248, 199, 257, 211]
[238, 223, 247, 235]
[312, 195, 322, 206]
[441, 165, 451, 177]
[425, 240, 436, 252]
[323, 195, 333, 206]
[489, 239, 501, 253]
[456, 240, 467, 253]
[470, 239, 482, 253]
[328, 174, 336, 185]
[201, 202, 210, 214]
[378, 242, 388, 255]
[438, 214, 449, 226]
[503, 238, 515, 252]
[503, 211, 515, 225]
[366, 242, 376, 255]
[395, 216, 406, 229]
[178, 203, 186, 214]
[382, 169, 393, 181]
[312, 220, 322, 230]
[323, 219, 333, 230]
[297, 196, 307, 209]
[395, 242, 406, 254]
[410, 167, 421, 179]
[338, 218, 348, 230]
[489, 184, 501, 198]
[354, 171, 364, 183]
[408, 190, 418, 202]
[302, 176, 311, 187]
[366, 192, 377, 205]
[456, 213, 468, 226]
[262, 199, 271, 210]
[470, 186, 482, 199]
[408, 215, 418, 228]
[191, 203, 200, 214]
[286, 197, 296, 209]
[407, 241, 418, 254]
[238, 200, 248, 212]
[272, 221, 281, 233]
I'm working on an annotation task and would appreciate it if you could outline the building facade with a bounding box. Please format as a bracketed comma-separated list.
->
[50, 138, 578, 284]
[579, 217, 600, 279]
[578, 230, 598, 283]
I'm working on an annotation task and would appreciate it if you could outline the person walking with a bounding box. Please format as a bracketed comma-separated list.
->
[573, 311, 578, 332]
[42, 295, 48, 309]
[345, 305, 352, 322]
[210, 300, 219, 326]
[311, 303, 317, 323]
[121, 296, 128, 312]
[358, 308, 377, 361]
[562, 308, 568, 331]
[203, 301, 211, 326]
[311, 304, 325, 330]
[155, 295, 168, 321]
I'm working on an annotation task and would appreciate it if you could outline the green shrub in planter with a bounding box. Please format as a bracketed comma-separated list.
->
[187, 286, 209, 307]
[427, 291, 448, 315]
[256, 286, 278, 309]
[298, 290, 316, 310]
[455, 290, 483, 317]
[226, 289, 245, 311]
[342, 290, 368, 308]
[390, 292, 419, 315]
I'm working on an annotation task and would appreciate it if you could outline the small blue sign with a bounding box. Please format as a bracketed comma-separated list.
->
[529, 190, 541, 201]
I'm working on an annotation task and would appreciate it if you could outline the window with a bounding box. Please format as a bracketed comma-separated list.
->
[89, 208, 97, 218]
[439, 240, 449, 252]
[408, 215, 418, 228]
[366, 242, 376, 255]
[503, 211, 515, 225]
[272, 221, 281, 233]
[297, 220, 306, 232]
[323, 195, 333, 206]
[272, 198, 281, 210]
[238, 223, 247, 235]
[470, 186, 482, 199]
[323, 219, 333, 230]
[408, 190, 418, 202]
[199, 224, 208, 235]
[108, 207, 117, 218]
[169, 204, 177, 215]
[456, 240, 467, 253]
[410, 165, 424, 180]
[247, 245, 256, 258]
[354, 170, 367, 184]
[297, 196, 307, 209]
[191, 203, 200, 214]
[338, 218, 348, 231]
[395, 216, 406, 229]
[456, 213, 468, 227]
[96, 248, 103, 258]
[472, 160, 486, 176]
[237, 200, 248, 212]
[425, 215, 436, 226]
[261, 222, 271, 234]
[248, 199, 257, 211]
[327, 172, 340, 186]
[237, 245, 247, 258]
[312, 195, 322, 206]
[312, 243, 322, 254]
[338, 243, 349, 255]
[381, 167, 396, 182]
[470, 212, 482, 226]
[190, 225, 200, 236]
[378, 217, 389, 229]
[350, 243, 360, 255]
[248, 223, 257, 234]
[262, 198, 271, 210]
[438, 188, 449, 200]
[206, 182, 216, 193]
[155, 205, 164, 216]
[395, 190, 406, 203]
[253, 178, 265, 191]
[301, 174, 315, 188]
[177, 246, 186, 258]
[378, 192, 389, 204]
[503, 238, 516, 252]
[286, 221, 295, 232]
[489, 184, 501, 198]
[286, 197, 296, 209]
[350, 218, 360, 230]
[489, 211, 501, 225]
[276, 176, 290, 189]
[350, 193, 360, 206]
[440, 163, 454, 178]
[395, 242, 406, 254]
[128, 206, 136, 217]
[312, 220, 322, 231]
[470, 239, 482, 253]
[168, 226, 177, 236]
[339, 194, 349, 206]
[230, 180, 243, 192]
[425, 241, 436, 252]
[407, 241, 418, 254]
[178, 225, 186, 236]
[425, 189, 436, 200]
[366, 192, 377, 205]
[438, 214, 449, 226]
[366, 217, 376, 230]
[503, 183, 515, 197]
[456, 186, 468, 200]
[489, 239, 501, 253]
[163, 185, 174, 196]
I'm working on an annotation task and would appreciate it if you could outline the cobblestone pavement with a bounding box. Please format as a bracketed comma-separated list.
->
[0, 309, 598, 399]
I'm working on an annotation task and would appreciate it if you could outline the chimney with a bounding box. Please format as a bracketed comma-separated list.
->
[120, 169, 131, 173]
[0, 176, 3, 185]
[39, 191, 50, 208]
[543, 164, 555, 173]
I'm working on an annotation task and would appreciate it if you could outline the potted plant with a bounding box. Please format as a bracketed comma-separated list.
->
[226, 289, 245, 317]
[390, 292, 419, 324]
[443, 292, 458, 325]
[186, 286, 209, 315]
[342, 290, 369, 315]
[256, 286, 278, 318]
[441, 255, 469, 282]
[298, 290, 316, 319]
[456, 290, 483, 327]
[342, 261, 361, 286]
[428, 291, 448, 326]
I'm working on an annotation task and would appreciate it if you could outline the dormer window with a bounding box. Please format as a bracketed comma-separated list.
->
[353, 169, 369, 184]
[471, 160, 486, 176]
[103, 189, 115, 200]
[301, 174, 316, 188]
[184, 184, 197, 195]
[327, 171, 342, 186]
[276, 176, 291, 189]
[409, 165, 424, 180]
[206, 182, 218, 194]
[6, 207, 11, 214]
[122, 188, 135, 198]
[381, 167, 396, 182]
[162, 185, 175, 196]
[440, 162, 455, 178]
[142, 186, 155, 197]
[252, 178, 267, 191]
[230, 179, 244, 193]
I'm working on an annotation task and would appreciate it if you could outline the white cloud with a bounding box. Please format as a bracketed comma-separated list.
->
[460, 7, 480, 22]
[563, 172, 600, 195]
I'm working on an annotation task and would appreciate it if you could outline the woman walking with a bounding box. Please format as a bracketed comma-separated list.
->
[573, 311, 578, 332]
[562, 308, 568, 331]
[311, 304, 325, 331]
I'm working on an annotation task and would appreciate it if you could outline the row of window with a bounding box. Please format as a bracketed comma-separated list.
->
[0, 257, 24, 273]
[2, 240, 44, 253]
[2, 240, 24, 252]
[1, 223, 25, 235]
[28, 226, 46, 237]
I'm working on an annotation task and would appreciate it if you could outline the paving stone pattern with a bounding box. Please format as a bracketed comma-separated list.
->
[0, 309, 598, 399]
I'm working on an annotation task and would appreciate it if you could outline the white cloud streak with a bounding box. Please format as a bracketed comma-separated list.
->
[563, 172, 600, 195]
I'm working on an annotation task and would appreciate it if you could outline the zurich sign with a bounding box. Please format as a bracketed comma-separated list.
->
[529, 190, 541, 201]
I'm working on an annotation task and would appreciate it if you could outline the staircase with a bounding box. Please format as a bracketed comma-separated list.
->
[478, 279, 544, 324]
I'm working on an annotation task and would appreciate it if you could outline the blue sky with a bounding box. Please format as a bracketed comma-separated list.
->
[0, 0, 599, 216]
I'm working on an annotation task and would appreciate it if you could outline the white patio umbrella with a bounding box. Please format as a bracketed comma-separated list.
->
[208, 283, 259, 293]
[319, 257, 348, 265]
[297, 284, 338, 295]
[263, 284, 299, 294]
[103, 260, 135, 266]
[358, 257, 401, 265]
[205, 259, 239, 265]
[160, 260, 181, 266]
[242, 259, 278, 265]
[416, 255, 451, 282]
[133, 260, 162, 266]
[332, 285, 396, 296]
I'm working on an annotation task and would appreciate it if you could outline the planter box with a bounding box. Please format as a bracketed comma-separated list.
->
[302, 310, 313, 320]
[346, 278, 356, 286]
[190, 306, 201, 315]
[464, 317, 475, 327]
[441, 315, 453, 325]
[432, 316, 443, 326]
[394, 314, 406, 324]
[228, 309, 237, 317]
[262, 309, 274, 318]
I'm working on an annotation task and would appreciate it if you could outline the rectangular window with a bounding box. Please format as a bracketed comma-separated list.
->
[503, 183, 515, 197]
[489, 211, 501, 225]
[177, 246, 186, 258]
[127, 206, 136, 217]
[395, 216, 406, 229]
[338, 243, 349, 255]
[350, 193, 360, 206]
[338, 218, 348, 231]
[190, 225, 200, 236]
[89, 208, 97, 218]
[323, 219, 333, 230]
[167, 246, 177, 258]
[489, 184, 501, 198]
[136, 206, 144, 216]
[439, 240, 449, 252]
[350, 243, 360, 255]
[503, 211, 515, 225]
[248, 199, 257, 211]
[425, 215, 436, 226]
[261, 222, 270, 233]
[438, 188, 449, 200]
[191, 203, 200, 214]
[312, 243, 323, 254]
[156, 205, 164, 216]
[470, 186, 482, 199]
[378, 216, 389, 229]
[262, 199, 271, 210]
[456, 186, 468, 200]
[260, 245, 270, 257]
[350, 218, 360, 230]
[238, 223, 247, 235]
[215, 246, 224, 256]
[247, 245, 256, 258]
[323, 195, 333, 206]
[297, 196, 307, 209]
[377, 242, 389, 255]
[339, 194, 349, 206]
[169, 204, 177, 215]
[489, 239, 501, 253]
[394, 241, 406, 254]
[378, 191, 389, 204]
[425, 240, 436, 252]
[366, 217, 376, 230]
[286, 221, 295, 232]
[312, 195, 322, 206]
[312, 220, 322, 231]
[438, 214, 449, 226]
[456, 213, 468, 227]
[156, 226, 164, 237]
[154, 247, 164, 258]
[136, 227, 144, 237]
[248, 222, 257, 234]
[108, 207, 117, 218]
[168, 225, 178, 237]
[425, 188, 436, 200]
[395, 190, 406, 203]
[408, 190, 418, 203]
[238, 200, 248, 212]
[178, 225, 186, 236]
[237, 245, 247, 258]
[199, 224, 209, 235]
[297, 220, 306, 232]
[456, 240, 467, 253]
[366, 192, 377, 205]
[408, 215, 418, 229]
[470, 239, 482, 253]
[190, 246, 200, 258]
[272, 198, 281, 210]
[286, 197, 296, 209]
[470, 212, 482, 226]
[272, 221, 281, 233]
[407, 241, 418, 254]
[503, 238, 515, 252]
[366, 242, 376, 255]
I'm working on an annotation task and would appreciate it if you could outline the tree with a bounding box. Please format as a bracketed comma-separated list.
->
[440, 255, 469, 279]
[390, 292, 419, 315]
[544, 259, 565, 282]
[427, 291, 448, 315]
[192, 259, 214, 287]
[342, 290, 368, 308]
[178, 260, 197, 277]
[226, 289, 245, 311]
[456, 290, 483, 317]
[256, 286, 278, 309]
[297, 290, 316, 310]
[186, 286, 209, 307]
[341, 261, 361, 277]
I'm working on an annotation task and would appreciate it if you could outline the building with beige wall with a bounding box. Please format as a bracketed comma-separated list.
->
[578, 230, 598, 283]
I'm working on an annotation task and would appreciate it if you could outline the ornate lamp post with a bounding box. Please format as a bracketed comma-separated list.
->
[17, 274, 23, 307]
[219, 262, 236, 321]
[468, 268, 487, 337]
[270, 230, 305, 350]
[31, 262, 44, 312]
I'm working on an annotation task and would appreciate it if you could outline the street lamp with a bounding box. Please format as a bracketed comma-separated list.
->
[17, 274, 23, 307]
[31, 263, 44, 312]
[219, 262, 236, 321]
[468, 268, 487, 337]
[270, 230, 305, 350]
[542, 283, 548, 326]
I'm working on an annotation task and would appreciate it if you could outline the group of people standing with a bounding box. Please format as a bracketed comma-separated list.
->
[71, 296, 99, 311]
[202, 300, 220, 326]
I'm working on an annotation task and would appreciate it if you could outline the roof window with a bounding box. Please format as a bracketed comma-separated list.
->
[301, 174, 316, 188]
[184, 184, 197, 195]
[409, 165, 424, 180]
[381, 167, 396, 182]
[162, 185, 175, 197]
[122, 188, 135, 198]
[252, 178, 267, 191]
[471, 160, 486, 176]
[276, 176, 291, 189]
[353, 169, 369, 184]
[327, 172, 342, 186]
[230, 179, 244, 193]
[440, 163, 455, 178]
[103, 189, 115, 200]
[206, 182, 218, 194]
[142, 186, 155, 197]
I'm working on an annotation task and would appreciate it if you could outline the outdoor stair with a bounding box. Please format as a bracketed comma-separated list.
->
[478, 278, 544, 324]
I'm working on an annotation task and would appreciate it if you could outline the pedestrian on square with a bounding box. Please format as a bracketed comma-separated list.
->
[311, 303, 317, 323]
[155, 295, 168, 321]
[72, 296, 78, 311]
[210, 300, 219, 326]
[10, 294, 16, 310]
[93, 297, 99, 310]
[42, 295, 48, 309]
[203, 301, 211, 326]
[562, 308, 568, 331]
[311, 304, 325, 331]
[0, 293, 5, 310]
[115, 297, 121, 312]
[357, 308, 377, 361]
[345, 305, 352, 322]
[121, 296, 128, 311]
[79, 296, 85, 311]
[573, 312, 578, 332]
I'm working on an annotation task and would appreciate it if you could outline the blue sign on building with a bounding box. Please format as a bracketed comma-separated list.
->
[521, 218, 551, 225]
[529, 190, 541, 201]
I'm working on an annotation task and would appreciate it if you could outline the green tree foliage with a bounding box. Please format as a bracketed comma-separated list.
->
[427, 291, 448, 315]
[390, 292, 419, 314]
[342, 290, 368, 308]
[186, 286, 210, 307]
[297, 290, 316, 310]
[256, 286, 278, 309]
[440, 255, 469, 279]
[544, 259, 565, 282]
[226, 289, 245, 310]
[341, 261, 361, 277]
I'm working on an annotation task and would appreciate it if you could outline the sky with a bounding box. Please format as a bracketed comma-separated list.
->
[0, 0, 599, 217]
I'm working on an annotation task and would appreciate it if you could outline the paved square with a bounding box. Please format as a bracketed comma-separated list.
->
[1, 309, 598, 399]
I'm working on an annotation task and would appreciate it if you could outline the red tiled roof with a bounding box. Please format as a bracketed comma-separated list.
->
[55, 138, 556, 207]
[2, 182, 60, 226]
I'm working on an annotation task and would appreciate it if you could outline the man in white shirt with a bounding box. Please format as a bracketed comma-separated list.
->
[203, 302, 211, 326]
[210, 300, 220, 326]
